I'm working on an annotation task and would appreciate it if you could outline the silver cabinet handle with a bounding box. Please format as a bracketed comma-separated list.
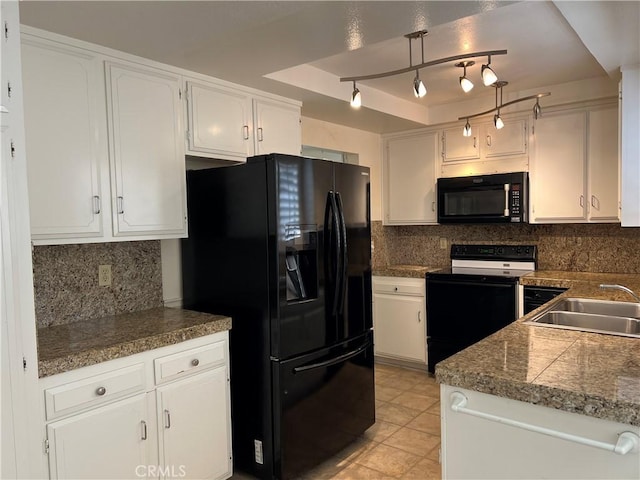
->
[473, 136, 477, 149]
[92, 196, 101, 214]
[418, 311, 422, 323]
[243, 125, 249, 140]
[95, 386, 106, 396]
[257, 127, 264, 142]
[432, 201, 436, 212]
[580, 195, 584, 208]
[117, 196, 124, 214]
[486, 135, 492, 147]
[141, 420, 147, 440]
[164, 409, 171, 429]
[591, 195, 600, 210]
[191, 358, 200, 367]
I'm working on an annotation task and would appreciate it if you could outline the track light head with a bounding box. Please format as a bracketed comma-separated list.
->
[350, 82, 361, 108]
[482, 56, 498, 86]
[494, 113, 504, 130]
[413, 71, 427, 98]
[533, 99, 542, 119]
[463, 120, 472, 137]
[456, 61, 475, 93]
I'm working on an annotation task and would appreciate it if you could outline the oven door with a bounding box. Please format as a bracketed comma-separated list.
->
[425, 274, 518, 373]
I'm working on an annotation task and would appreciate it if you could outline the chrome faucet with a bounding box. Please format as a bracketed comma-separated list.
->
[599, 284, 640, 302]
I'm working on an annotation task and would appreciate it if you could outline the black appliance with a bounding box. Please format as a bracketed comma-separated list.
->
[425, 244, 537, 373]
[523, 285, 567, 315]
[437, 172, 528, 224]
[181, 154, 374, 480]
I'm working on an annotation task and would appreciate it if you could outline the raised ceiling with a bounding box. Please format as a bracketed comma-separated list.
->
[18, 1, 634, 133]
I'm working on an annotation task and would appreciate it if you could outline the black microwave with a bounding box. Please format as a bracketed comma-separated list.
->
[437, 172, 528, 224]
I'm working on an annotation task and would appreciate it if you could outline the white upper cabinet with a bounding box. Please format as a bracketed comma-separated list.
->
[441, 118, 529, 177]
[383, 131, 438, 225]
[185, 80, 301, 162]
[106, 61, 186, 237]
[530, 103, 619, 223]
[185, 81, 253, 160]
[21, 39, 107, 240]
[253, 98, 301, 156]
[587, 106, 619, 222]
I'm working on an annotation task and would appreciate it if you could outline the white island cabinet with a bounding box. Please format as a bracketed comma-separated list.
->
[39, 331, 232, 480]
[441, 385, 640, 479]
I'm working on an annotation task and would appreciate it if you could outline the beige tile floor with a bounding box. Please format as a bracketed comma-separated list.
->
[233, 362, 442, 480]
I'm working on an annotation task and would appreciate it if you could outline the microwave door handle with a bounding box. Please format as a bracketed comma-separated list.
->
[504, 183, 510, 217]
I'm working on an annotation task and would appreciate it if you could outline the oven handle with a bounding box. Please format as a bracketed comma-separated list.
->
[427, 278, 519, 288]
[504, 183, 510, 217]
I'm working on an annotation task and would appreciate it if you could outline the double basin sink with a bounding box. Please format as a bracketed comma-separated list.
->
[525, 297, 640, 338]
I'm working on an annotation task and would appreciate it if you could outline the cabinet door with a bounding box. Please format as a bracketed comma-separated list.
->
[21, 39, 106, 239]
[384, 132, 438, 225]
[530, 111, 587, 222]
[588, 107, 619, 222]
[47, 394, 153, 480]
[373, 293, 426, 363]
[484, 120, 527, 158]
[253, 98, 301, 156]
[442, 126, 480, 162]
[186, 81, 253, 160]
[157, 367, 232, 480]
[106, 62, 186, 237]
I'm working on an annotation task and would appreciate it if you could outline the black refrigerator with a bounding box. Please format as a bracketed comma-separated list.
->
[181, 153, 375, 480]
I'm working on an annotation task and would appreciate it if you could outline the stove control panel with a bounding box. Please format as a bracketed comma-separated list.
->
[450, 244, 537, 262]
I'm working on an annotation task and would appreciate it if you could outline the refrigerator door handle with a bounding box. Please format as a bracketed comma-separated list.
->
[292, 343, 368, 374]
[335, 192, 348, 315]
[329, 192, 342, 316]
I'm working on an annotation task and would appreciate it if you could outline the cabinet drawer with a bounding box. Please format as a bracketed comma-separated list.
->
[154, 341, 226, 384]
[44, 363, 145, 420]
[373, 280, 424, 296]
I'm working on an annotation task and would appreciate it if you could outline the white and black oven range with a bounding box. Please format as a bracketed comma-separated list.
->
[425, 244, 537, 374]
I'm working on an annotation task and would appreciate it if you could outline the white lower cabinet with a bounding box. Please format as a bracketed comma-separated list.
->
[40, 332, 232, 480]
[372, 276, 427, 365]
[441, 385, 640, 479]
[157, 367, 231, 480]
[46, 393, 154, 480]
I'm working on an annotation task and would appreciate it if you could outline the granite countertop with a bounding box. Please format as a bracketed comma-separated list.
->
[373, 264, 443, 278]
[436, 270, 640, 426]
[37, 307, 231, 378]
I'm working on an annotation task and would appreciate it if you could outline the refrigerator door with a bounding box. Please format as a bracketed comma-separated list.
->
[269, 155, 337, 359]
[272, 332, 375, 480]
[334, 163, 373, 342]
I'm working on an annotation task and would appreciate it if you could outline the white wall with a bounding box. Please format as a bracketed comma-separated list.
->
[301, 116, 383, 222]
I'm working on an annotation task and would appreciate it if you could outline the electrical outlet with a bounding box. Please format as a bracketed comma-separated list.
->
[439, 237, 448, 250]
[98, 265, 112, 287]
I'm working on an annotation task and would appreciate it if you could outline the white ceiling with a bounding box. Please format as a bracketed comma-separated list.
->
[18, 1, 639, 134]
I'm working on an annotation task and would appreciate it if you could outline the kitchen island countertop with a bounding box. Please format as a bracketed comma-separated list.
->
[37, 307, 231, 378]
[435, 270, 640, 426]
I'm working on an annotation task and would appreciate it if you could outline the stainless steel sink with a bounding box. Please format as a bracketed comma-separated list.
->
[551, 297, 640, 319]
[524, 297, 640, 338]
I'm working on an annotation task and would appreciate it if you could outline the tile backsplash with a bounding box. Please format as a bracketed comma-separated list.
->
[373, 222, 640, 274]
[32, 241, 163, 328]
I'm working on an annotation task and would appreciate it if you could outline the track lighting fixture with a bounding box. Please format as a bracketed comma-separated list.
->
[456, 61, 475, 93]
[533, 98, 542, 119]
[482, 55, 498, 86]
[459, 80, 551, 136]
[413, 71, 427, 98]
[350, 81, 361, 108]
[463, 119, 472, 137]
[341, 30, 506, 105]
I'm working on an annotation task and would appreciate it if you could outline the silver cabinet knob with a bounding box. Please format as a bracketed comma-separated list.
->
[96, 386, 106, 396]
[191, 358, 200, 367]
